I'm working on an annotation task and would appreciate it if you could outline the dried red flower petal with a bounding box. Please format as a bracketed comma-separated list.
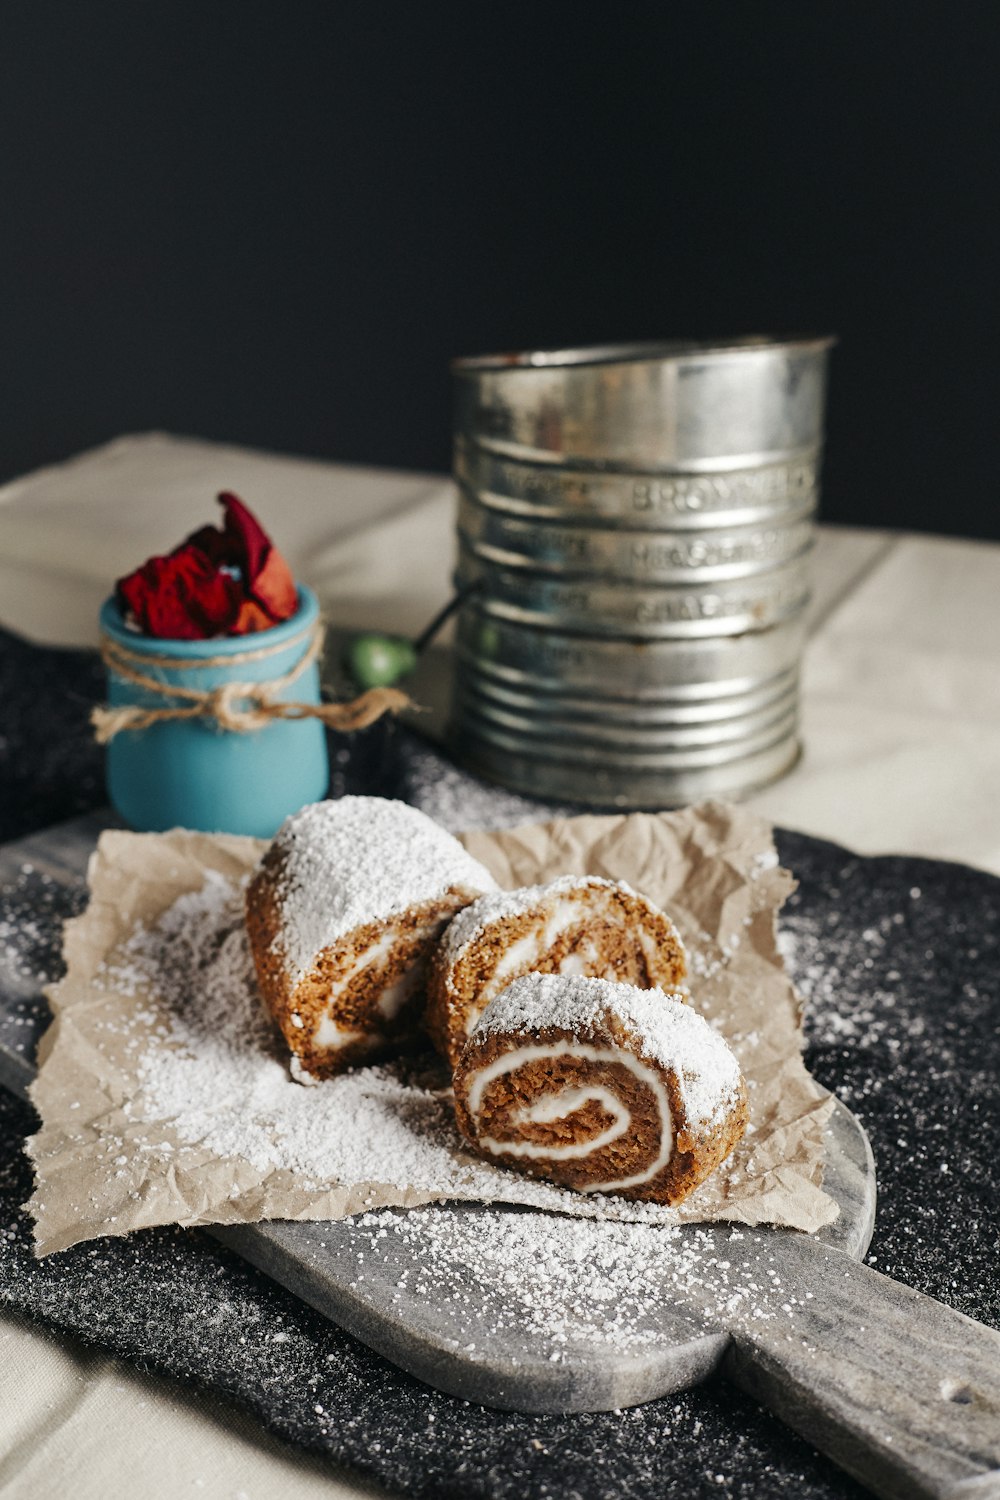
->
[249, 544, 298, 621]
[219, 492, 271, 580]
[115, 493, 298, 639]
[230, 597, 278, 635]
[180, 524, 231, 567]
[218, 491, 298, 623]
[116, 545, 241, 639]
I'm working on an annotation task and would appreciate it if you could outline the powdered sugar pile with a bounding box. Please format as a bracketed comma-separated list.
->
[110, 875, 709, 1222]
[474, 973, 743, 1130]
[259, 797, 498, 986]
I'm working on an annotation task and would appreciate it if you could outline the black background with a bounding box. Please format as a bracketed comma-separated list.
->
[2, 3, 998, 539]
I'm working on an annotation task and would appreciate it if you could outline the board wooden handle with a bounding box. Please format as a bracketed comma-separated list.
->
[723, 1238, 1000, 1500]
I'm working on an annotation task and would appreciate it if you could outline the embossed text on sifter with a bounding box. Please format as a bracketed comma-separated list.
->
[449, 337, 835, 808]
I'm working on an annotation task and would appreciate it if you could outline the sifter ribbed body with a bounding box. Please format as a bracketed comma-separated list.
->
[448, 338, 834, 808]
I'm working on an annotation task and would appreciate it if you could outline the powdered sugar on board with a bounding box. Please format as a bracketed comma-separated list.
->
[339, 1205, 793, 1360]
[26, 813, 838, 1255]
[261, 798, 498, 986]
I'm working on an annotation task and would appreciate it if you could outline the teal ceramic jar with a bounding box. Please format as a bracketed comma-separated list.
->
[100, 585, 330, 836]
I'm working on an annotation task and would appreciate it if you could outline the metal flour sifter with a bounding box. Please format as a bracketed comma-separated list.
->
[448, 337, 834, 808]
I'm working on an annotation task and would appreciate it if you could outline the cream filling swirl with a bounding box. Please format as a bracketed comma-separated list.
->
[466, 1041, 673, 1193]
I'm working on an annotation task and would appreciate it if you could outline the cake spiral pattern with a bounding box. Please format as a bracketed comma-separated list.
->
[452, 973, 748, 1205]
[245, 796, 497, 1081]
[426, 875, 688, 1070]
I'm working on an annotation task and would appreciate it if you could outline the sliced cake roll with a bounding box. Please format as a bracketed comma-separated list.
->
[426, 875, 687, 1070]
[245, 796, 497, 1081]
[452, 973, 747, 1206]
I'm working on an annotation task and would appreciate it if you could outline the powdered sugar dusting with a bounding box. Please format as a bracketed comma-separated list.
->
[438, 875, 654, 964]
[475, 974, 743, 1130]
[113, 876, 701, 1223]
[345, 1205, 786, 1358]
[261, 797, 498, 985]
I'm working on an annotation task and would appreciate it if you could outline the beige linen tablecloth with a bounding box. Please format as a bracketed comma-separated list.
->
[2, 432, 999, 1498]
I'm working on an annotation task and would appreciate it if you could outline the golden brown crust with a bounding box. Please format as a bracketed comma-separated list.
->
[426, 883, 687, 1070]
[452, 1022, 747, 1207]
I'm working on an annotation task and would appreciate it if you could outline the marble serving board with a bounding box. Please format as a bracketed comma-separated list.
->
[2, 813, 1000, 1500]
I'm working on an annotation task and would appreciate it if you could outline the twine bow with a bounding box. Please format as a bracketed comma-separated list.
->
[91, 622, 412, 744]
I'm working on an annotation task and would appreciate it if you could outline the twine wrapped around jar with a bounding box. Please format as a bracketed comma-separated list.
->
[92, 621, 410, 744]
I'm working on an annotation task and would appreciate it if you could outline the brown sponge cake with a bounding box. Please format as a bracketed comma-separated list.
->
[452, 973, 747, 1206]
[245, 796, 497, 1081]
[426, 876, 687, 1070]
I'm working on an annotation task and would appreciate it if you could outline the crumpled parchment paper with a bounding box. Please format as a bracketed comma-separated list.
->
[27, 802, 836, 1255]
